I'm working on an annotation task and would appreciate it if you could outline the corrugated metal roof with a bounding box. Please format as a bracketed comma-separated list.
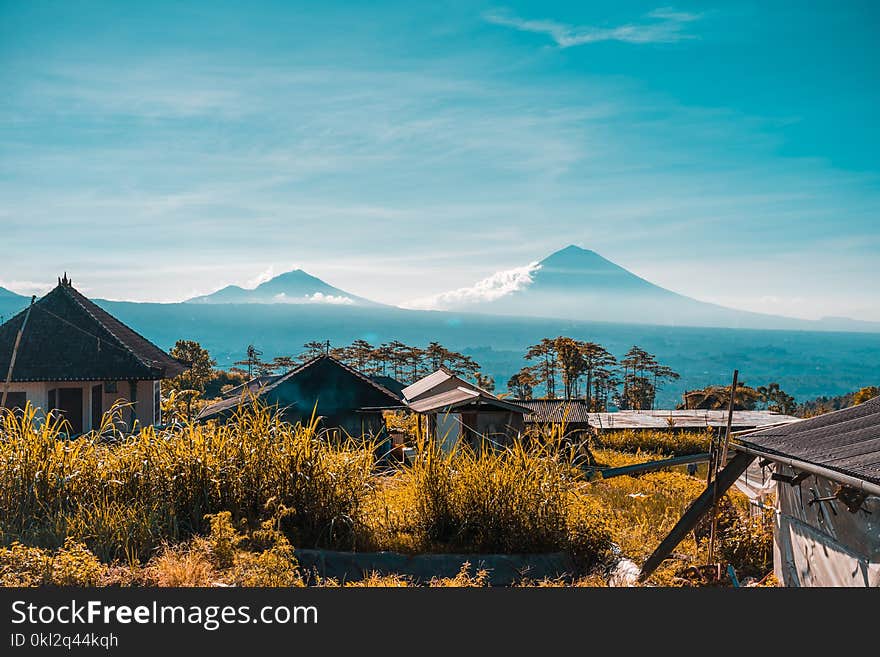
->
[587, 409, 800, 430]
[403, 368, 531, 414]
[737, 396, 880, 486]
[407, 387, 480, 413]
[401, 368, 454, 401]
[513, 399, 592, 424]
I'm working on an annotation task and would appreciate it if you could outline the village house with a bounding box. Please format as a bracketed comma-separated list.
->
[402, 367, 529, 451]
[640, 395, 880, 586]
[197, 354, 405, 440]
[0, 275, 186, 434]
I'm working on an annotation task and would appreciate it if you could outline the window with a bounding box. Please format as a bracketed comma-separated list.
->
[1, 391, 26, 411]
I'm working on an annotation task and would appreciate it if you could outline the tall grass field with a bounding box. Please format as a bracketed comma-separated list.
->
[0, 403, 772, 587]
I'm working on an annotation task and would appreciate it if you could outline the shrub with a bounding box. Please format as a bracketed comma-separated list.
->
[592, 430, 712, 457]
[718, 508, 774, 579]
[205, 512, 242, 570]
[0, 538, 105, 586]
[405, 440, 608, 558]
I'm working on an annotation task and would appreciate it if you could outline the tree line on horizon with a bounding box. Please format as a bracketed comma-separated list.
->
[166, 337, 867, 417]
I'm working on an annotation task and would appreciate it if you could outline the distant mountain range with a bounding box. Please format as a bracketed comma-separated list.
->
[185, 269, 379, 306]
[1, 246, 878, 333]
[419, 245, 880, 333]
[1, 253, 878, 406]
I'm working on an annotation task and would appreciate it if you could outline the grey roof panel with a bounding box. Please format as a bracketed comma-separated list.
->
[737, 396, 880, 485]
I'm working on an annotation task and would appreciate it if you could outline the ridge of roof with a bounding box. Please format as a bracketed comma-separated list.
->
[60, 284, 184, 375]
[249, 354, 402, 403]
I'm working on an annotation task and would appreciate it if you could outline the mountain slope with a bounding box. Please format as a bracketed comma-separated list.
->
[0, 287, 29, 323]
[186, 269, 380, 306]
[0, 287, 26, 300]
[434, 245, 880, 331]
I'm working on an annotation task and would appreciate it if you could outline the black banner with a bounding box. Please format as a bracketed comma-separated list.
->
[0, 587, 869, 654]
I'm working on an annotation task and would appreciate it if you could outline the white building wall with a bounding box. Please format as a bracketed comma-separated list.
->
[773, 464, 880, 587]
[1, 380, 160, 433]
[434, 411, 462, 454]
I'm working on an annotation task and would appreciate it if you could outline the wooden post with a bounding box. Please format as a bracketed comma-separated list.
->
[638, 451, 755, 582]
[128, 380, 138, 431]
[1, 296, 36, 410]
[708, 369, 738, 567]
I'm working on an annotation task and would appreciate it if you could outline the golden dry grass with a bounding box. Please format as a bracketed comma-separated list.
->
[0, 403, 772, 587]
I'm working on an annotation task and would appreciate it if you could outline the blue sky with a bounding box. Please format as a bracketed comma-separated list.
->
[1, 1, 878, 320]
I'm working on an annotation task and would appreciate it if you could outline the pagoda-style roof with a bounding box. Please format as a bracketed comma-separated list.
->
[0, 275, 186, 382]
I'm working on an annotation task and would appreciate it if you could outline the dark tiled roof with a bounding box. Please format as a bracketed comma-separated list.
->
[513, 399, 593, 424]
[737, 396, 880, 486]
[0, 280, 186, 381]
[220, 374, 284, 398]
[199, 355, 403, 420]
[369, 374, 406, 400]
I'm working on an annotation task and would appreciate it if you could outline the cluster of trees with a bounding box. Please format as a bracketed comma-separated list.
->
[228, 339, 492, 389]
[506, 338, 680, 411]
[795, 385, 878, 417]
[679, 381, 798, 414]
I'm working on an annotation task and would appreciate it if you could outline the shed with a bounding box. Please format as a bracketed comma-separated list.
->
[734, 397, 880, 586]
[402, 368, 529, 452]
[0, 275, 185, 434]
[640, 396, 880, 586]
[512, 399, 592, 437]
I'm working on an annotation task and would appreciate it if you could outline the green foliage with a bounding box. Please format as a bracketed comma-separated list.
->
[718, 509, 774, 579]
[168, 339, 217, 394]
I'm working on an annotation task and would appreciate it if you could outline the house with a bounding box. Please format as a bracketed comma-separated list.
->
[640, 396, 880, 586]
[401, 368, 529, 452]
[586, 409, 799, 433]
[0, 275, 186, 434]
[197, 354, 405, 439]
[733, 397, 880, 586]
[513, 399, 593, 438]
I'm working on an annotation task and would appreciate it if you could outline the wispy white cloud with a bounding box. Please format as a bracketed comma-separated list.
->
[0, 279, 54, 297]
[404, 262, 541, 310]
[272, 292, 353, 305]
[246, 266, 277, 289]
[483, 7, 701, 48]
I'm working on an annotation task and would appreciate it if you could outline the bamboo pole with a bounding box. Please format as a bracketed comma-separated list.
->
[707, 369, 738, 570]
[1, 296, 36, 410]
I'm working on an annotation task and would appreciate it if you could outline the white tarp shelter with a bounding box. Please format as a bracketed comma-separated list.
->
[734, 397, 880, 587]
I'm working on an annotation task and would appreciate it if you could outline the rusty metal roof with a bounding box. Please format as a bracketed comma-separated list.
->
[513, 399, 593, 424]
[587, 409, 800, 430]
[737, 396, 880, 486]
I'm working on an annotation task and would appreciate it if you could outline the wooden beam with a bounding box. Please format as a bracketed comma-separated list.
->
[638, 450, 756, 582]
[585, 452, 710, 481]
[1, 296, 36, 410]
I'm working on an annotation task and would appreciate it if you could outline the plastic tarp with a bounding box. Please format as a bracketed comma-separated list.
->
[772, 464, 880, 587]
[735, 459, 777, 503]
